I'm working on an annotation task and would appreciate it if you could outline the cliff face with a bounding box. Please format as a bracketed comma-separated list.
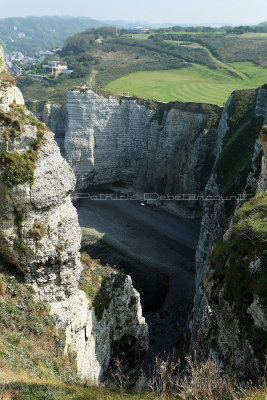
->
[190, 87, 267, 382]
[0, 50, 148, 385]
[42, 84, 266, 382]
[0, 50, 24, 111]
[43, 103, 68, 138]
[63, 89, 221, 217]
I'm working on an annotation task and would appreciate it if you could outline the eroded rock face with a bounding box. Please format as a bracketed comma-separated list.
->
[190, 88, 267, 383]
[0, 48, 148, 385]
[64, 89, 221, 217]
[42, 103, 68, 138]
[63, 274, 148, 384]
[257, 88, 267, 192]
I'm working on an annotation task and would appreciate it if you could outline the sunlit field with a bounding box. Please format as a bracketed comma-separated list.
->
[106, 62, 267, 105]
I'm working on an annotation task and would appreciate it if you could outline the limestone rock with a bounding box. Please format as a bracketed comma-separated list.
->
[190, 88, 267, 383]
[63, 89, 221, 217]
[0, 47, 148, 385]
[42, 103, 68, 138]
[247, 297, 267, 332]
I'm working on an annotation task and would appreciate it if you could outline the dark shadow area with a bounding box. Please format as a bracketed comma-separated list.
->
[82, 235, 169, 313]
[0, 254, 24, 282]
[77, 188, 201, 370]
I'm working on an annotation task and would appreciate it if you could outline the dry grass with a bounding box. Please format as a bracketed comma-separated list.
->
[179, 356, 234, 400]
[148, 352, 180, 399]
[0, 257, 78, 385]
[146, 353, 266, 400]
[79, 251, 117, 303]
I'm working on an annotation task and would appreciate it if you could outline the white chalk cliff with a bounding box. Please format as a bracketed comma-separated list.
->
[58, 89, 221, 217]
[190, 87, 267, 383]
[0, 49, 148, 385]
[47, 84, 267, 382]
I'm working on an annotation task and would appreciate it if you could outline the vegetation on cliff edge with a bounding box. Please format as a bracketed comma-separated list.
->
[0, 256, 79, 385]
[0, 249, 266, 399]
[209, 192, 267, 359]
[0, 103, 47, 188]
[214, 89, 264, 197]
[79, 251, 126, 320]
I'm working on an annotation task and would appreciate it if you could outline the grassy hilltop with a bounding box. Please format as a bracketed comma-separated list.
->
[18, 25, 267, 107]
[106, 62, 267, 105]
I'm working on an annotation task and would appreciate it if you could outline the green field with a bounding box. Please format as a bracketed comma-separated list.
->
[122, 33, 150, 40]
[17, 73, 91, 110]
[106, 62, 267, 105]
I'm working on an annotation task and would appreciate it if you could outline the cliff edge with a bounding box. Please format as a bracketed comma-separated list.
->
[190, 87, 267, 383]
[0, 48, 148, 386]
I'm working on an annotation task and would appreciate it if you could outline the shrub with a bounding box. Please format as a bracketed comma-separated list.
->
[0, 103, 47, 189]
[0, 150, 38, 187]
[0, 70, 16, 89]
[29, 220, 47, 239]
[148, 352, 180, 399]
[179, 356, 234, 400]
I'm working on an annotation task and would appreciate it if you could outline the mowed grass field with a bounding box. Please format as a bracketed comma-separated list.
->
[105, 62, 267, 105]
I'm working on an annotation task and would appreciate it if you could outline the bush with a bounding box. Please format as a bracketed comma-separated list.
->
[180, 356, 234, 400]
[0, 150, 38, 187]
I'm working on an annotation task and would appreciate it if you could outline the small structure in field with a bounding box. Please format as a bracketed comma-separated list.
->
[127, 27, 149, 34]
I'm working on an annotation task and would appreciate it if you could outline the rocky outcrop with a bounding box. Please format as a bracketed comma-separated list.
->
[0, 56, 24, 111]
[190, 87, 267, 383]
[0, 48, 148, 385]
[64, 89, 221, 217]
[42, 103, 68, 138]
[257, 87, 267, 192]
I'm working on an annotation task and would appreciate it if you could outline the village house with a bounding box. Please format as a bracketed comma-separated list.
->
[6, 62, 22, 76]
[42, 60, 72, 76]
[51, 47, 62, 53]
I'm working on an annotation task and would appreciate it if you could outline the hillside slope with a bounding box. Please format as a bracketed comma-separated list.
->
[0, 16, 104, 55]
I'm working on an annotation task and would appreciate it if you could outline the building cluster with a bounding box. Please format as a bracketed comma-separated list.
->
[5, 51, 39, 76]
[13, 26, 26, 38]
[17, 32, 26, 38]
[4, 47, 71, 79]
[4, 47, 63, 65]
[5, 51, 37, 65]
